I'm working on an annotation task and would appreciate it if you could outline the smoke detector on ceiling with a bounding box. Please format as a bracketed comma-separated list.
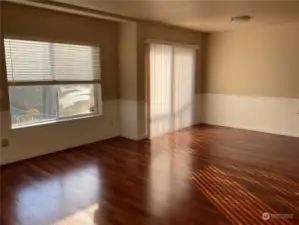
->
[231, 15, 253, 23]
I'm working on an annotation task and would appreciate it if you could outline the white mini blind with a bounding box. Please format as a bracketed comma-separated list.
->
[5, 39, 52, 81]
[4, 39, 100, 82]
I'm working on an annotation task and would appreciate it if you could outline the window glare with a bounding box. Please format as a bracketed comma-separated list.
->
[9, 84, 100, 128]
[58, 84, 97, 118]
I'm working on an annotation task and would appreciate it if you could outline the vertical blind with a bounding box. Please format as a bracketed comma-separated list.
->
[173, 47, 196, 131]
[149, 44, 173, 138]
[149, 43, 196, 138]
[4, 39, 100, 82]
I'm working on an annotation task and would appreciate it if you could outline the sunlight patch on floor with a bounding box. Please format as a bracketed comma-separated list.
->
[192, 166, 293, 225]
[54, 204, 98, 225]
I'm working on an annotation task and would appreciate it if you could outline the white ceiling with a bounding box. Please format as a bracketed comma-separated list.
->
[51, 0, 299, 32]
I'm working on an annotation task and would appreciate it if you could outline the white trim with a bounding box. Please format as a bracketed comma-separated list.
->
[12, 113, 102, 130]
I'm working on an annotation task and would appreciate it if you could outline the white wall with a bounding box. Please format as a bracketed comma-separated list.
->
[203, 94, 299, 137]
[0, 100, 120, 165]
[119, 94, 202, 140]
[120, 100, 147, 140]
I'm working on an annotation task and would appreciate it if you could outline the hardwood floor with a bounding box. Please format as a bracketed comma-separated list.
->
[1, 125, 299, 225]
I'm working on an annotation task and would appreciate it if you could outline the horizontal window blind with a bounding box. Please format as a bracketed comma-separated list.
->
[4, 39, 100, 82]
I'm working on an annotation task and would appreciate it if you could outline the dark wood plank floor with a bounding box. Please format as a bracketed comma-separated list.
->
[1, 125, 299, 225]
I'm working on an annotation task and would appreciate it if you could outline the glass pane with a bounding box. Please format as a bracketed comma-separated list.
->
[58, 84, 97, 118]
[9, 86, 57, 127]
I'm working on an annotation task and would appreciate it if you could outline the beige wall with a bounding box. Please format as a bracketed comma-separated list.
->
[118, 21, 205, 101]
[0, 2, 120, 165]
[205, 22, 299, 99]
[136, 22, 205, 101]
[118, 22, 138, 100]
[1, 2, 119, 111]
[0, 1, 7, 111]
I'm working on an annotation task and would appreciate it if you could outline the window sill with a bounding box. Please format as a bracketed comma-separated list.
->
[11, 114, 102, 130]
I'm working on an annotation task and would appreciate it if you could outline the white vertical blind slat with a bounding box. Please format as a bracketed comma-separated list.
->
[149, 44, 172, 138]
[173, 47, 196, 130]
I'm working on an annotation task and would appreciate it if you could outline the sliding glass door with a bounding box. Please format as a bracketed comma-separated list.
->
[148, 43, 196, 138]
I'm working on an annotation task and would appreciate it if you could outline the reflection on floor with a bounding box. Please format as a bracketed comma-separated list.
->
[192, 166, 295, 224]
[1, 125, 299, 225]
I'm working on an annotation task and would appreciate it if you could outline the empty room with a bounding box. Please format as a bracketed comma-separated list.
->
[0, 0, 298, 224]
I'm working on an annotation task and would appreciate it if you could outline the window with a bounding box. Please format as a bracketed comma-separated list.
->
[4, 38, 102, 128]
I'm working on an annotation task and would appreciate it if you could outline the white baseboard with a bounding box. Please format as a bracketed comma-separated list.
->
[202, 94, 299, 138]
[204, 121, 299, 137]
